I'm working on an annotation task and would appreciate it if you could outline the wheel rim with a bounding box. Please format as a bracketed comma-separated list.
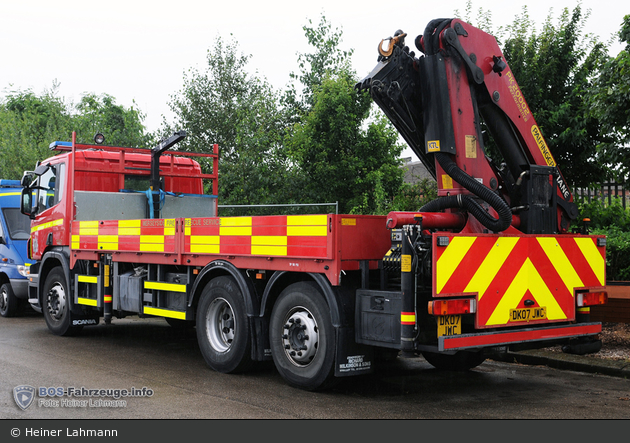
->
[205, 297, 235, 353]
[46, 282, 66, 321]
[0, 287, 7, 312]
[281, 306, 319, 367]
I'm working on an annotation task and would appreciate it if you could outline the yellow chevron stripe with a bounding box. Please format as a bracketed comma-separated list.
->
[436, 236, 476, 293]
[537, 238, 583, 296]
[464, 237, 519, 299]
[574, 237, 605, 285]
[486, 258, 566, 326]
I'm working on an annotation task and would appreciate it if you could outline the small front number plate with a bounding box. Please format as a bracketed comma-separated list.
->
[509, 306, 547, 322]
[437, 315, 461, 337]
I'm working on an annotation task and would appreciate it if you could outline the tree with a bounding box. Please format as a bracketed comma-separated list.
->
[0, 86, 72, 179]
[165, 36, 293, 212]
[284, 16, 405, 215]
[286, 69, 404, 215]
[0, 85, 151, 180]
[499, 3, 609, 188]
[73, 93, 152, 148]
[589, 15, 630, 181]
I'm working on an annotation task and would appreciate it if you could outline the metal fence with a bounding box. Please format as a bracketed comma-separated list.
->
[218, 202, 339, 216]
[574, 183, 629, 209]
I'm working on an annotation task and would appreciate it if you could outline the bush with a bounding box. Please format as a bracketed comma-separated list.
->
[578, 198, 630, 281]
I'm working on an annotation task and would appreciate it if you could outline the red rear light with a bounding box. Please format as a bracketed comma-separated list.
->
[577, 291, 607, 307]
[428, 298, 476, 315]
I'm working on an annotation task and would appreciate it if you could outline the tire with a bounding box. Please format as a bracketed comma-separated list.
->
[0, 282, 19, 318]
[42, 267, 83, 336]
[422, 350, 486, 371]
[196, 276, 253, 374]
[270, 282, 336, 391]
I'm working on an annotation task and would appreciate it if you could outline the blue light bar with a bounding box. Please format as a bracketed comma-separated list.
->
[0, 179, 21, 188]
[49, 141, 72, 150]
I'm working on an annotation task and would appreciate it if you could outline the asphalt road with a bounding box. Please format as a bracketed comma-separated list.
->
[2, 307, 629, 421]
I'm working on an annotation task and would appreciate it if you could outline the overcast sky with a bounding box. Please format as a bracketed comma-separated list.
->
[1, 0, 625, 142]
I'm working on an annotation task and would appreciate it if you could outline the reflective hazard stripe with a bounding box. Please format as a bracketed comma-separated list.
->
[32, 218, 64, 232]
[71, 215, 330, 258]
[401, 312, 416, 325]
[184, 215, 329, 258]
[434, 234, 605, 328]
[144, 281, 187, 293]
[78, 275, 98, 284]
[77, 297, 98, 307]
[143, 306, 186, 320]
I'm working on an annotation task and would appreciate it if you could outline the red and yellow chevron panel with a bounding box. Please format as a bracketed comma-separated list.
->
[184, 215, 329, 258]
[71, 219, 176, 253]
[433, 234, 606, 329]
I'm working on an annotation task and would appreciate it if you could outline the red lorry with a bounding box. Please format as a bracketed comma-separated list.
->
[21, 18, 607, 391]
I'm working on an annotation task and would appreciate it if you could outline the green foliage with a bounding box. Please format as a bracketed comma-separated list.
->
[0, 85, 150, 180]
[285, 71, 404, 215]
[0, 86, 71, 179]
[73, 93, 152, 148]
[579, 198, 630, 281]
[588, 14, 630, 182]
[390, 178, 438, 213]
[165, 35, 294, 213]
[282, 15, 405, 215]
[285, 14, 354, 114]
[493, 3, 609, 187]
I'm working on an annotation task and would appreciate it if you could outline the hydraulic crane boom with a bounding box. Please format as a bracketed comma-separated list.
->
[358, 18, 578, 234]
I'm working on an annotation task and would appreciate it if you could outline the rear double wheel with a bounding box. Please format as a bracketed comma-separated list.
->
[269, 282, 336, 391]
[196, 276, 253, 374]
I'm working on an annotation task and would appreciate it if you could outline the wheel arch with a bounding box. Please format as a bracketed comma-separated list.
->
[38, 248, 71, 307]
[0, 272, 10, 287]
[260, 272, 342, 327]
[189, 260, 260, 317]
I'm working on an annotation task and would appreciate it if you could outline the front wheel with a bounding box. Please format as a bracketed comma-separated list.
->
[0, 283, 19, 317]
[196, 276, 253, 374]
[422, 350, 486, 371]
[270, 282, 336, 391]
[42, 267, 83, 336]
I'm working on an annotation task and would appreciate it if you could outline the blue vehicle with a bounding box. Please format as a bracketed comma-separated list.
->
[0, 180, 35, 317]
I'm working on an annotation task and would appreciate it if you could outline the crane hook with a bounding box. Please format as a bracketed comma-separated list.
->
[378, 32, 407, 57]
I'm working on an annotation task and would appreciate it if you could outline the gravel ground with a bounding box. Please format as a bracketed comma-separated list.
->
[542, 322, 630, 361]
[595, 322, 630, 361]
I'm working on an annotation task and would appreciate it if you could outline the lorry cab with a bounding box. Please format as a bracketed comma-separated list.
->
[0, 180, 36, 317]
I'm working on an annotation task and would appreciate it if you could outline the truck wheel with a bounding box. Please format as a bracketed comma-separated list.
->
[422, 350, 486, 371]
[0, 283, 19, 317]
[196, 276, 253, 373]
[269, 282, 336, 391]
[42, 267, 83, 336]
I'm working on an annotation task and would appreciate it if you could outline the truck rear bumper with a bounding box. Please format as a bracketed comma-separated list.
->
[438, 322, 602, 352]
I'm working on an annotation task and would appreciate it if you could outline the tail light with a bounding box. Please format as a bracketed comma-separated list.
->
[577, 291, 607, 307]
[428, 298, 476, 315]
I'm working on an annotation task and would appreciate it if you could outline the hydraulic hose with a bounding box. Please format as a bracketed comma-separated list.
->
[421, 152, 512, 232]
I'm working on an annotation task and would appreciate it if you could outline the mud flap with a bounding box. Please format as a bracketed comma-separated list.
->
[335, 326, 375, 377]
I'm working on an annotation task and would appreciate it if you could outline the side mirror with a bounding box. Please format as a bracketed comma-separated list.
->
[20, 188, 35, 219]
[21, 171, 34, 187]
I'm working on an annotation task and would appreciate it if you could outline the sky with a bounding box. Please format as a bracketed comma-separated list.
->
[1, 0, 626, 152]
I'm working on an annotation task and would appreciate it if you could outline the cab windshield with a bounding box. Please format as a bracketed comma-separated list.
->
[2, 208, 31, 240]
